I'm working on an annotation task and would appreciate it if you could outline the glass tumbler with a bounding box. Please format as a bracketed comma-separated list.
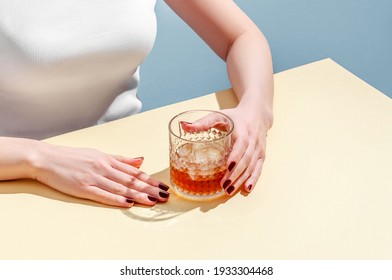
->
[169, 110, 234, 201]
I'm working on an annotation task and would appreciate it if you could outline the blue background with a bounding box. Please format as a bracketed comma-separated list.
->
[138, 0, 392, 112]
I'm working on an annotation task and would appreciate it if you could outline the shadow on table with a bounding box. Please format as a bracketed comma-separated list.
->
[121, 167, 231, 222]
[214, 88, 238, 109]
[0, 168, 232, 221]
[0, 179, 113, 208]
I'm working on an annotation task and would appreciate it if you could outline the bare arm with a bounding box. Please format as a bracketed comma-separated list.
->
[165, 0, 273, 194]
[0, 137, 170, 207]
[165, 0, 273, 109]
[0, 137, 39, 180]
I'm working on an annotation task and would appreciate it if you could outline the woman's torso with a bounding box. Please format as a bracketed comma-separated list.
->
[0, 0, 156, 139]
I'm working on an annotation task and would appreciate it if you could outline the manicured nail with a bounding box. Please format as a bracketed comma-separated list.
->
[158, 183, 170, 191]
[147, 196, 158, 202]
[134, 156, 144, 160]
[159, 191, 170, 198]
[227, 185, 235, 195]
[223, 180, 231, 189]
[126, 199, 134, 204]
[247, 184, 253, 192]
[228, 162, 236, 172]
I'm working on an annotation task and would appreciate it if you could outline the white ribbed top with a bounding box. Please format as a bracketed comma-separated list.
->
[0, 0, 156, 139]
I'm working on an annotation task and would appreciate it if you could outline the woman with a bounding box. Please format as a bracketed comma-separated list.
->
[0, 0, 273, 207]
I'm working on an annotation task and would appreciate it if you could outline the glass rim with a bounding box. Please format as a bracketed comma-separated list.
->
[168, 109, 234, 143]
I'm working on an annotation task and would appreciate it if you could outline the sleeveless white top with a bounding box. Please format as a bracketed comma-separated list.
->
[0, 0, 157, 139]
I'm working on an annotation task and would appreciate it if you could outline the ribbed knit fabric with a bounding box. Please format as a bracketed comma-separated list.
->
[0, 0, 156, 139]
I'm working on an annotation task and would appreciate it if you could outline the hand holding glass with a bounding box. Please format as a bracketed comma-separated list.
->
[169, 110, 234, 201]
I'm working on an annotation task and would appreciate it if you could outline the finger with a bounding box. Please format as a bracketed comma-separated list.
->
[180, 114, 230, 133]
[112, 155, 144, 169]
[221, 144, 256, 196]
[228, 152, 260, 195]
[244, 158, 264, 193]
[104, 168, 170, 203]
[82, 185, 135, 208]
[225, 136, 247, 173]
[220, 136, 248, 184]
[111, 158, 166, 190]
[96, 176, 161, 206]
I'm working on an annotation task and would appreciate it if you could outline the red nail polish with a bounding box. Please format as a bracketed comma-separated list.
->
[228, 162, 236, 172]
[247, 184, 253, 192]
[223, 180, 231, 189]
[126, 199, 134, 204]
[134, 157, 144, 160]
[227, 185, 235, 195]
[147, 196, 157, 202]
[159, 191, 170, 198]
[158, 183, 170, 191]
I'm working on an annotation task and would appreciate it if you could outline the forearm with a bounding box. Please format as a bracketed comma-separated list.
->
[0, 137, 41, 180]
[226, 29, 274, 127]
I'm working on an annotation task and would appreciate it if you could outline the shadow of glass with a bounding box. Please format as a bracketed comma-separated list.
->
[121, 167, 231, 222]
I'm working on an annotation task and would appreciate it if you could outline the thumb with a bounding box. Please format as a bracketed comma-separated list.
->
[180, 113, 230, 133]
[113, 156, 144, 169]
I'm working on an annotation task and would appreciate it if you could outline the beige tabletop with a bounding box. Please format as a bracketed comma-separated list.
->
[1, 59, 391, 260]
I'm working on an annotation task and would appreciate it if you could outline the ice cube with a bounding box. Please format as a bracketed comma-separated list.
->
[194, 145, 208, 163]
[187, 163, 199, 180]
[206, 145, 224, 162]
[176, 143, 192, 158]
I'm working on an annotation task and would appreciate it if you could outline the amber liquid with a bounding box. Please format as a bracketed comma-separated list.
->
[170, 163, 225, 197]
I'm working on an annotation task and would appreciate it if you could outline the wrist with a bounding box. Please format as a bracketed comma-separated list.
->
[237, 98, 273, 129]
[25, 140, 48, 180]
[0, 137, 49, 181]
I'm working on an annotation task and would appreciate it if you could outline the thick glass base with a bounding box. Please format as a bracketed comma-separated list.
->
[170, 178, 225, 201]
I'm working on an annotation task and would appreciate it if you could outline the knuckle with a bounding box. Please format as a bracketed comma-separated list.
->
[74, 172, 91, 186]
[240, 136, 250, 147]
[111, 184, 124, 195]
[125, 176, 137, 187]
[258, 151, 266, 160]
[131, 168, 143, 178]
[252, 166, 263, 180]
[234, 137, 248, 149]
[230, 167, 243, 181]
[243, 151, 253, 163]
[93, 158, 110, 171]
[242, 167, 253, 179]
[254, 144, 266, 159]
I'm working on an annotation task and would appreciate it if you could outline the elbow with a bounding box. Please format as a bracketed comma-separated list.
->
[224, 28, 269, 62]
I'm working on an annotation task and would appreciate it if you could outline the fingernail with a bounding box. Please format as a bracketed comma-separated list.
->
[134, 157, 144, 160]
[181, 121, 192, 125]
[228, 162, 236, 172]
[227, 185, 235, 195]
[147, 196, 158, 202]
[126, 199, 134, 204]
[247, 184, 253, 192]
[223, 179, 231, 189]
[158, 183, 170, 191]
[159, 191, 170, 198]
